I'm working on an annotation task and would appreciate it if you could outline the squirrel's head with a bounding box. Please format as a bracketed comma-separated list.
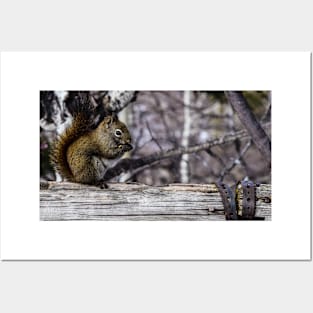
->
[99, 114, 132, 157]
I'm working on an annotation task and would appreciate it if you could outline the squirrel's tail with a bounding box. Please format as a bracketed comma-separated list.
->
[50, 93, 95, 181]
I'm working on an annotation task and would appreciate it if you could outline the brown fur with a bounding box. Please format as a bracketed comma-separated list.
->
[50, 105, 132, 185]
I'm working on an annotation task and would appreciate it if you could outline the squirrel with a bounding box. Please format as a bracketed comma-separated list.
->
[50, 94, 132, 188]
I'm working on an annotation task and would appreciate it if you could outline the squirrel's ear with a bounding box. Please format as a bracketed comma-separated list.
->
[103, 116, 112, 128]
[103, 114, 117, 128]
[111, 113, 118, 122]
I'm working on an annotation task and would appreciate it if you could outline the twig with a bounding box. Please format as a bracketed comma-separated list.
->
[146, 122, 163, 152]
[219, 139, 252, 182]
[101, 122, 270, 181]
[225, 91, 271, 164]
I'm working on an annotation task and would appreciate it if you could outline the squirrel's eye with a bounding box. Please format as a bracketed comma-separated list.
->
[115, 129, 122, 137]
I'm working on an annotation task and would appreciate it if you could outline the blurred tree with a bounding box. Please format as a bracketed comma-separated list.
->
[40, 90, 271, 186]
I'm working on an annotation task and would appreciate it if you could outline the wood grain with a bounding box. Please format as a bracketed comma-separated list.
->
[40, 182, 271, 221]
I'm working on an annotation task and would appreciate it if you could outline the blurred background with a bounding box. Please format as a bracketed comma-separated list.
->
[40, 91, 271, 186]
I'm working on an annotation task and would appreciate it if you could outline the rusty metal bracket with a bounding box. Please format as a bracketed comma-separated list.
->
[240, 180, 265, 220]
[241, 180, 256, 219]
[216, 182, 238, 220]
[216, 180, 265, 220]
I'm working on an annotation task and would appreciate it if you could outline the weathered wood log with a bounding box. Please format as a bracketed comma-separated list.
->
[40, 182, 271, 221]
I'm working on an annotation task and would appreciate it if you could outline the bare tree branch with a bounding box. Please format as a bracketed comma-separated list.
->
[101, 122, 270, 182]
[146, 121, 163, 152]
[224, 91, 271, 164]
[206, 148, 237, 183]
[219, 139, 252, 182]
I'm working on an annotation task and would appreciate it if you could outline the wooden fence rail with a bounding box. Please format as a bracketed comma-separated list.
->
[40, 182, 271, 221]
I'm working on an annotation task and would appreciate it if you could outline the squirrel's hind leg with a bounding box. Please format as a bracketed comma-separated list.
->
[91, 156, 109, 189]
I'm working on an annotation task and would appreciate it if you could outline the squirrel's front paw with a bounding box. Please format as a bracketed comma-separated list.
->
[96, 180, 108, 189]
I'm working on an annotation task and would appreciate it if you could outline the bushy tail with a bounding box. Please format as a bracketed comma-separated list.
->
[50, 93, 95, 181]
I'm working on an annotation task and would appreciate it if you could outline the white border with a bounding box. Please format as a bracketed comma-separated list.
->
[0, 52, 311, 260]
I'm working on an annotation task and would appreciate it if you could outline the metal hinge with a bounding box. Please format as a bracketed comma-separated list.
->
[216, 180, 265, 220]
